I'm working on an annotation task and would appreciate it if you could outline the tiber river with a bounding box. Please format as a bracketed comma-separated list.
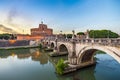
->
[0, 48, 120, 80]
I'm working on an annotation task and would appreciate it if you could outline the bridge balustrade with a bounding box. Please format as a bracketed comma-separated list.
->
[45, 38, 120, 47]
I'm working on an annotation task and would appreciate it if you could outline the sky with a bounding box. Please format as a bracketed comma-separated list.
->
[0, 0, 120, 34]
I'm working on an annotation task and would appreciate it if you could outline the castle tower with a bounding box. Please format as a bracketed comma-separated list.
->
[31, 22, 53, 36]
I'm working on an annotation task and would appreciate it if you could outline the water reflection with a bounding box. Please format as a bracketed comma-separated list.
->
[50, 56, 68, 65]
[0, 49, 120, 80]
[56, 53, 120, 80]
[57, 65, 96, 80]
[31, 50, 48, 64]
[0, 48, 49, 65]
[0, 48, 68, 65]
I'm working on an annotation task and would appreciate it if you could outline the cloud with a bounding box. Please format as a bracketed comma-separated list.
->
[0, 24, 19, 34]
[6, 8, 22, 31]
[7, 7, 18, 23]
[3, 7, 32, 34]
[0, 7, 33, 34]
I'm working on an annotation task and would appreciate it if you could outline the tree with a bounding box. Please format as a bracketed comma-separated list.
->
[66, 34, 72, 38]
[77, 32, 85, 35]
[0, 34, 16, 40]
[89, 30, 119, 38]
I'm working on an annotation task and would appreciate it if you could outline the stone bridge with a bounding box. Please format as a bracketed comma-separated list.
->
[42, 37, 120, 67]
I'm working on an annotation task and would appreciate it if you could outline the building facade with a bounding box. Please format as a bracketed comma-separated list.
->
[31, 22, 53, 36]
[17, 22, 53, 40]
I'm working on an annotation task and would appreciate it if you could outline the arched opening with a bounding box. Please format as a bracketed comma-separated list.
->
[51, 43, 54, 48]
[80, 49, 97, 63]
[46, 42, 48, 45]
[78, 47, 120, 64]
[59, 44, 68, 54]
[76, 46, 120, 80]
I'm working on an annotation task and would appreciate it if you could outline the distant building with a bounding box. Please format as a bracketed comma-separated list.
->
[31, 21, 53, 36]
[17, 22, 53, 40]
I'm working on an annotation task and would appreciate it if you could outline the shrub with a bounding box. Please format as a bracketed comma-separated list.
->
[55, 59, 68, 75]
[39, 43, 42, 49]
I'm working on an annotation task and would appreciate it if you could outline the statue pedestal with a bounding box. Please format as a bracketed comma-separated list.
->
[68, 55, 77, 65]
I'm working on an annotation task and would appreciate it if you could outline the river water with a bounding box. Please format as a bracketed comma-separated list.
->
[0, 48, 120, 80]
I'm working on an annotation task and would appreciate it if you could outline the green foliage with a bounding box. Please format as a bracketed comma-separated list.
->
[0, 34, 16, 40]
[95, 51, 106, 54]
[62, 34, 66, 38]
[89, 30, 119, 38]
[55, 59, 68, 75]
[39, 43, 42, 49]
[77, 32, 85, 35]
[62, 34, 77, 38]
[66, 34, 72, 38]
[62, 34, 73, 38]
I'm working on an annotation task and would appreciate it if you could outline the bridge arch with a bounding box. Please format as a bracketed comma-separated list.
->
[77, 45, 120, 64]
[51, 42, 55, 48]
[46, 42, 48, 45]
[58, 44, 68, 54]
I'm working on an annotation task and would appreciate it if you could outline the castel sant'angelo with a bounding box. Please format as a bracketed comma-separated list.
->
[17, 21, 53, 40]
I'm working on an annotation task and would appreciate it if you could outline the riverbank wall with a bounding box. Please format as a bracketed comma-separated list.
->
[0, 40, 39, 49]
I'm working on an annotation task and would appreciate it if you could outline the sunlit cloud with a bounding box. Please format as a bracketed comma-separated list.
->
[0, 7, 32, 34]
[0, 24, 18, 34]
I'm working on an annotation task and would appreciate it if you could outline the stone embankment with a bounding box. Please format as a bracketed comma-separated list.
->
[0, 40, 39, 49]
